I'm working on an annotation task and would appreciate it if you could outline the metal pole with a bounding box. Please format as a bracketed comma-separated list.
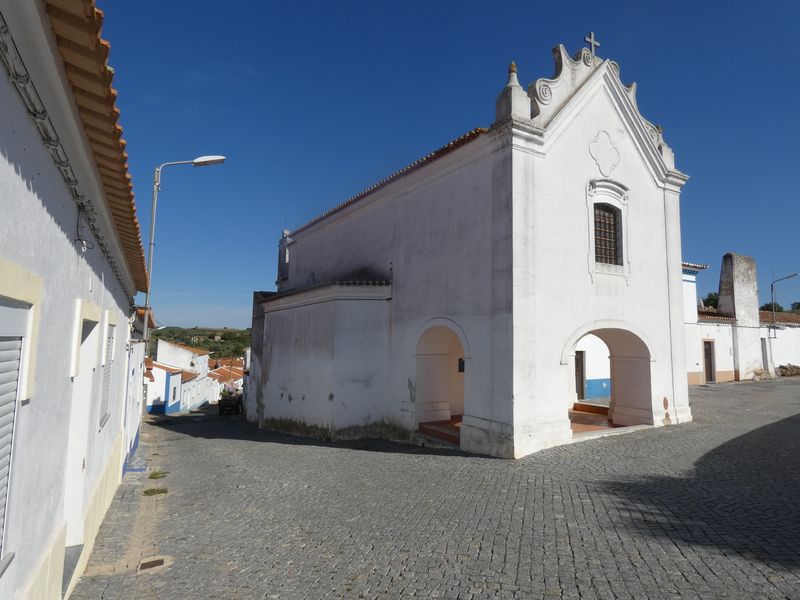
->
[138, 157, 222, 354]
[771, 278, 776, 328]
[142, 166, 161, 352]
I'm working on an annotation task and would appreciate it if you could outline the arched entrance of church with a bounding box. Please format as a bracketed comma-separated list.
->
[414, 324, 465, 445]
[568, 327, 653, 436]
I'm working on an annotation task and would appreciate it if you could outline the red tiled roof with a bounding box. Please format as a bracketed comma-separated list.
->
[44, 1, 148, 292]
[135, 308, 157, 329]
[150, 361, 181, 375]
[161, 340, 210, 356]
[760, 311, 800, 325]
[209, 357, 244, 369]
[209, 366, 244, 383]
[181, 370, 199, 383]
[697, 310, 736, 323]
[292, 128, 489, 235]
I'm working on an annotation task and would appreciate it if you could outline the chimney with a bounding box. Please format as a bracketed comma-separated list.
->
[718, 253, 759, 327]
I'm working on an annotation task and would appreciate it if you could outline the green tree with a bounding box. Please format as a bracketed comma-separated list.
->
[703, 292, 718, 309]
[760, 302, 784, 312]
[791, 301, 800, 311]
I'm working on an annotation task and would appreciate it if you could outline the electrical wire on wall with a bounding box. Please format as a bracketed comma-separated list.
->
[74, 204, 95, 252]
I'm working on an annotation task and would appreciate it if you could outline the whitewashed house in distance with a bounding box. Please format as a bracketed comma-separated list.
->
[0, 1, 148, 597]
[248, 38, 694, 459]
[683, 253, 800, 383]
[149, 340, 216, 412]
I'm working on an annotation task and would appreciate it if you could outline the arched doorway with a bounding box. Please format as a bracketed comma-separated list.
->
[414, 325, 465, 443]
[568, 327, 653, 435]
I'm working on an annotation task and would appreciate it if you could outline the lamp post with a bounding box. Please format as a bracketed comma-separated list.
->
[770, 271, 799, 327]
[142, 155, 226, 351]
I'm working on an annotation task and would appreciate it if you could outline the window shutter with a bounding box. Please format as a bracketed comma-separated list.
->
[99, 328, 114, 428]
[0, 337, 22, 554]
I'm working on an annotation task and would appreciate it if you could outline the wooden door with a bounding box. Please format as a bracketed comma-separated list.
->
[703, 341, 715, 383]
[575, 351, 585, 400]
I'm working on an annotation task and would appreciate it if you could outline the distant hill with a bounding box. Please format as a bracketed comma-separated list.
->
[152, 326, 250, 358]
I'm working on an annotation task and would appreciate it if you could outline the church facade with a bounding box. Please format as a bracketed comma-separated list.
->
[247, 41, 693, 458]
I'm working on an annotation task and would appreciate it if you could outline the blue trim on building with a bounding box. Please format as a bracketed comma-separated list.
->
[165, 372, 181, 414]
[123, 427, 146, 474]
[585, 378, 611, 399]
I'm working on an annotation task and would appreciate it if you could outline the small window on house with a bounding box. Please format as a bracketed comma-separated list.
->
[172, 387, 176, 401]
[594, 203, 622, 265]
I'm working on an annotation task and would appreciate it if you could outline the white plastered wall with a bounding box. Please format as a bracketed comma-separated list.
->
[255, 133, 514, 455]
[510, 69, 690, 456]
[0, 4, 137, 596]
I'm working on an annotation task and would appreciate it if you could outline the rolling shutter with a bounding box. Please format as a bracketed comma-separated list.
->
[0, 337, 22, 553]
[99, 327, 114, 428]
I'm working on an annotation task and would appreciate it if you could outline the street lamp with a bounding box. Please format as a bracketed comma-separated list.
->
[770, 272, 799, 327]
[142, 155, 226, 349]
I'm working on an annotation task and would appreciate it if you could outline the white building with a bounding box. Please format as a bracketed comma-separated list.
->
[152, 339, 216, 411]
[682, 253, 800, 383]
[0, 2, 148, 597]
[248, 40, 693, 458]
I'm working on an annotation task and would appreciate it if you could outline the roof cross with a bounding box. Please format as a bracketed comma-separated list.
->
[584, 31, 600, 58]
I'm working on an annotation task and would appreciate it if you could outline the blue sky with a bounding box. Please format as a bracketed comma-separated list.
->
[101, 1, 800, 328]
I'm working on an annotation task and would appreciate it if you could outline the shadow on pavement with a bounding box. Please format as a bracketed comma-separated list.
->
[602, 413, 800, 568]
[145, 409, 478, 459]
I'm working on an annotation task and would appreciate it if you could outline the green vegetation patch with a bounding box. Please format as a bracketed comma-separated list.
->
[151, 326, 250, 358]
[143, 487, 168, 496]
[148, 470, 168, 480]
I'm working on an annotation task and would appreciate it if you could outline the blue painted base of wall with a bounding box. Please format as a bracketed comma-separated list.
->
[585, 378, 611, 400]
[123, 427, 146, 474]
[165, 401, 182, 415]
[147, 403, 165, 414]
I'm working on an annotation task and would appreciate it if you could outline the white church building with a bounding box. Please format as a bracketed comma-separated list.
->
[248, 39, 696, 458]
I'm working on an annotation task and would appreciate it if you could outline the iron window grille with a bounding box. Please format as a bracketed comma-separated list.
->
[594, 203, 622, 265]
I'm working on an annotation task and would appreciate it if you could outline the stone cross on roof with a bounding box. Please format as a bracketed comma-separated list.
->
[584, 31, 600, 58]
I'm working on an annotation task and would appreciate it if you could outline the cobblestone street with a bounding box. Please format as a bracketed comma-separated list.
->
[72, 380, 800, 600]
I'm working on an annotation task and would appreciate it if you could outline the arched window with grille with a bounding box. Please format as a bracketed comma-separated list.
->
[593, 203, 622, 266]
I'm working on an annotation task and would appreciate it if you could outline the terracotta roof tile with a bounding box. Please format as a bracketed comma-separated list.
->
[209, 366, 244, 383]
[168, 341, 210, 356]
[44, 1, 148, 292]
[760, 310, 800, 325]
[135, 307, 157, 329]
[697, 310, 736, 323]
[150, 361, 181, 375]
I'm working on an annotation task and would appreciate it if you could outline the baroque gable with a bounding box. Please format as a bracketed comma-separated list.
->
[499, 43, 686, 187]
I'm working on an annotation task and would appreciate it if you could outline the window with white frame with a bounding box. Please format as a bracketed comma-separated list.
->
[586, 179, 630, 281]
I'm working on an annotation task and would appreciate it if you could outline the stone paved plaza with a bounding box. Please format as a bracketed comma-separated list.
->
[71, 380, 800, 599]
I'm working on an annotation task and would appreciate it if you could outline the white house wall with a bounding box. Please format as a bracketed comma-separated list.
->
[259, 134, 514, 454]
[765, 326, 800, 368]
[252, 301, 337, 428]
[0, 3, 138, 597]
[510, 69, 690, 456]
[697, 323, 736, 382]
[146, 367, 167, 413]
[123, 342, 145, 462]
[575, 334, 610, 401]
